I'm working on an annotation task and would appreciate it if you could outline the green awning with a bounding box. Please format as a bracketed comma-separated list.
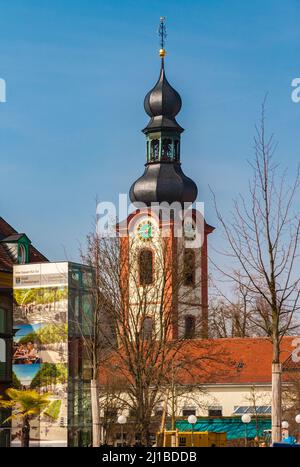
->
[174, 418, 271, 440]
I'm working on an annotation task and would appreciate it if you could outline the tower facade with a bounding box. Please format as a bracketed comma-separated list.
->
[122, 22, 214, 340]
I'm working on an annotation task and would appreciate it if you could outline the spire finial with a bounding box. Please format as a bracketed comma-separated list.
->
[159, 16, 166, 58]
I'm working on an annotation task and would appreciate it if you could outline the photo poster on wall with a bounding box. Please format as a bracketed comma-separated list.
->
[12, 263, 69, 447]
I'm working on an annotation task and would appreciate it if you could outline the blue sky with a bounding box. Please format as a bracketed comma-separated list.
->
[14, 323, 43, 341]
[0, 0, 300, 261]
[13, 363, 40, 385]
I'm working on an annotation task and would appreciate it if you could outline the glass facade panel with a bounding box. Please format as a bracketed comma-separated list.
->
[12, 262, 93, 447]
[0, 308, 6, 333]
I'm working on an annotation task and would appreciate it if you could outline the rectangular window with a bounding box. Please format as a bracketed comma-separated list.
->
[179, 436, 187, 447]
[208, 406, 222, 417]
[184, 315, 196, 339]
[0, 308, 5, 333]
[182, 408, 196, 417]
[0, 362, 7, 380]
[139, 250, 154, 285]
[0, 338, 6, 363]
[183, 249, 195, 286]
[69, 338, 79, 378]
[233, 405, 271, 415]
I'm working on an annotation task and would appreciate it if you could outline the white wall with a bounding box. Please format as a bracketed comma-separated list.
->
[176, 385, 272, 417]
[100, 384, 272, 418]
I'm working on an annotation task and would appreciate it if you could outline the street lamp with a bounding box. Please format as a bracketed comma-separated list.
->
[281, 420, 289, 441]
[187, 414, 197, 447]
[117, 415, 127, 446]
[241, 414, 251, 447]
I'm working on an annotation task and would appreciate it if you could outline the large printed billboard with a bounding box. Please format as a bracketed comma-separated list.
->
[12, 263, 69, 447]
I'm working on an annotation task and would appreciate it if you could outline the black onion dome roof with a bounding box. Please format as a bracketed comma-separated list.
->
[144, 64, 182, 118]
[129, 163, 198, 206]
[143, 61, 183, 133]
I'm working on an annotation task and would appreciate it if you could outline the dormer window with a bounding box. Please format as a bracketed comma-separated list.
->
[1, 233, 31, 265]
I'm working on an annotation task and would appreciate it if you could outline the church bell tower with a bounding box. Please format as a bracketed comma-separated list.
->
[120, 18, 214, 340]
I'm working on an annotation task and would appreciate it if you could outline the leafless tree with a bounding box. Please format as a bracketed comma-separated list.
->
[98, 378, 129, 445]
[243, 386, 272, 441]
[209, 280, 265, 338]
[82, 216, 225, 446]
[69, 231, 115, 447]
[212, 98, 300, 443]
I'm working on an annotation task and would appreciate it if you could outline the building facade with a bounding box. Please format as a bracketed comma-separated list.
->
[0, 217, 48, 447]
[100, 337, 299, 445]
[10, 261, 94, 447]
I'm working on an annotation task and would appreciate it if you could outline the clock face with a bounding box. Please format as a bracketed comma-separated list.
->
[137, 220, 154, 240]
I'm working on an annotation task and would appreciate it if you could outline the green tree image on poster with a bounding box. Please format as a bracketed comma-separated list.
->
[30, 363, 67, 389]
[14, 287, 68, 307]
[18, 323, 68, 344]
[12, 371, 22, 389]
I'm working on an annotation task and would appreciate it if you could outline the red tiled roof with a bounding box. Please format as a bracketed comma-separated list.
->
[0, 217, 17, 238]
[28, 244, 48, 264]
[0, 243, 15, 272]
[100, 336, 299, 387]
[0, 216, 48, 272]
[283, 349, 300, 373]
[179, 336, 298, 385]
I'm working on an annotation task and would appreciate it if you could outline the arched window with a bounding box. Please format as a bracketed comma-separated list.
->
[174, 140, 180, 161]
[19, 244, 27, 264]
[184, 316, 196, 339]
[183, 249, 195, 286]
[161, 138, 172, 160]
[139, 249, 154, 285]
[142, 316, 154, 340]
[150, 139, 159, 161]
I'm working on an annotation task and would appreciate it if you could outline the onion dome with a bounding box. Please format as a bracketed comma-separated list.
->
[143, 61, 183, 133]
[130, 163, 198, 205]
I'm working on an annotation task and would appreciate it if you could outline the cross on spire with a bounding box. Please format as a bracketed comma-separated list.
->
[158, 16, 167, 52]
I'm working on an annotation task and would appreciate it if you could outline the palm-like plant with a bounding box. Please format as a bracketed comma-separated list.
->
[0, 388, 51, 447]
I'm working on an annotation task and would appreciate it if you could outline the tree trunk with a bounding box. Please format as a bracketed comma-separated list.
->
[91, 379, 101, 447]
[272, 362, 282, 444]
[141, 426, 151, 447]
[160, 389, 169, 431]
[21, 415, 30, 448]
[171, 391, 175, 431]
